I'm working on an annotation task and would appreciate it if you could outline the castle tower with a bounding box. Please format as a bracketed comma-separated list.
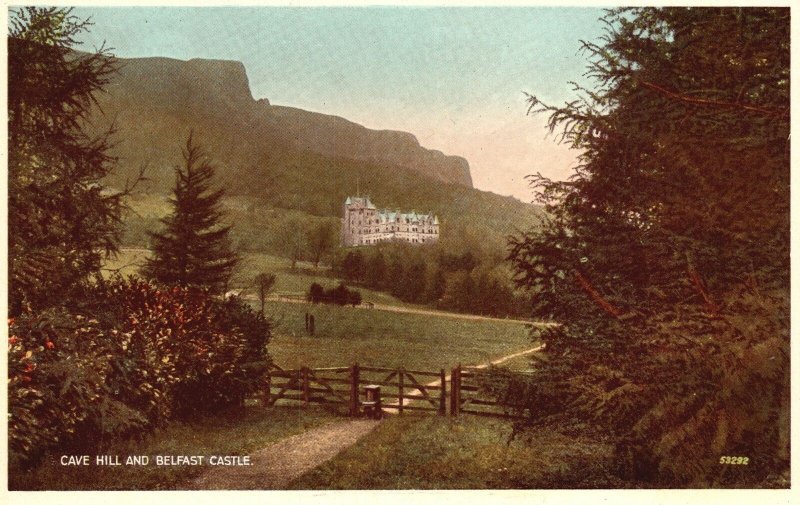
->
[341, 196, 439, 247]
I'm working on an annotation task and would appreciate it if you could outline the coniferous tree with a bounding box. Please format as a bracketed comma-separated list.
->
[508, 7, 789, 486]
[143, 133, 239, 293]
[8, 7, 121, 315]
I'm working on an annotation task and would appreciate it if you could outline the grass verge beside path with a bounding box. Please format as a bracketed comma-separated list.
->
[290, 414, 626, 489]
[10, 406, 338, 490]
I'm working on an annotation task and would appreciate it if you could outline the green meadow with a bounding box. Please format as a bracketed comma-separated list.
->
[103, 248, 538, 372]
[290, 414, 623, 489]
[266, 300, 533, 371]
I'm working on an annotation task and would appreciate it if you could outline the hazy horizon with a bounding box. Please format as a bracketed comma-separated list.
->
[70, 6, 606, 202]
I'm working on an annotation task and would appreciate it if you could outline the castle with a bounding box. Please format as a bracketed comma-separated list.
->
[341, 196, 440, 247]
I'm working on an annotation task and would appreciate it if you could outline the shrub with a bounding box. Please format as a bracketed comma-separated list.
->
[307, 282, 361, 306]
[8, 309, 146, 468]
[8, 276, 271, 467]
[307, 282, 326, 303]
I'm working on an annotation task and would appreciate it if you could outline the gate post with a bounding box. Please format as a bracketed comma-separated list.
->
[450, 363, 461, 416]
[398, 368, 404, 414]
[264, 370, 272, 407]
[349, 362, 360, 417]
[439, 368, 446, 416]
[302, 366, 310, 406]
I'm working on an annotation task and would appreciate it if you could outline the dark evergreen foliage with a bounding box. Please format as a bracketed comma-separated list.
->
[507, 7, 789, 486]
[307, 282, 362, 307]
[8, 7, 121, 315]
[142, 133, 240, 293]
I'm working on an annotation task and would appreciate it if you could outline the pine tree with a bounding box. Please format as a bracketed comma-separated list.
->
[8, 7, 121, 315]
[508, 7, 789, 486]
[143, 133, 239, 293]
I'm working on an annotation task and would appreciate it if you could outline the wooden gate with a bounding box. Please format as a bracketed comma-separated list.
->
[449, 364, 526, 419]
[262, 362, 524, 419]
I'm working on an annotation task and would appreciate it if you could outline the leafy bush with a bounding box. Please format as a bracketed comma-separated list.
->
[8, 277, 271, 467]
[307, 282, 361, 306]
[8, 309, 147, 468]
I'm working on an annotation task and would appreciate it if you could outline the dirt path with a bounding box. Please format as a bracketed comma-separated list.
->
[190, 344, 545, 489]
[265, 294, 551, 327]
[189, 419, 380, 490]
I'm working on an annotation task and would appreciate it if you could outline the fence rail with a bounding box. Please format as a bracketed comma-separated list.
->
[259, 362, 526, 420]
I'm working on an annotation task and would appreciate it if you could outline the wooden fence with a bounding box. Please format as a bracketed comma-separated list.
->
[262, 363, 525, 419]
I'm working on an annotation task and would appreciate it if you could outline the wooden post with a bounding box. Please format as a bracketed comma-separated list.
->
[363, 385, 382, 419]
[264, 371, 272, 407]
[450, 363, 461, 416]
[349, 363, 360, 417]
[398, 368, 404, 415]
[302, 367, 310, 406]
[439, 368, 446, 416]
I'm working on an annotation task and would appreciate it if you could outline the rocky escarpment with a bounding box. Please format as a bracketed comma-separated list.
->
[261, 105, 473, 187]
[94, 55, 473, 189]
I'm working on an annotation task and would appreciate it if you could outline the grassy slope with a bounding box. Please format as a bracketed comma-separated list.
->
[120, 185, 540, 262]
[102, 249, 536, 371]
[266, 300, 532, 371]
[290, 414, 625, 489]
[94, 55, 545, 259]
[10, 406, 338, 491]
[103, 248, 414, 307]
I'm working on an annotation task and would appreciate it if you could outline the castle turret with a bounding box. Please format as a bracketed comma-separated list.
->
[341, 196, 440, 247]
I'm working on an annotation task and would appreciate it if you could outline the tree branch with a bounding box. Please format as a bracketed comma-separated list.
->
[640, 80, 787, 117]
[574, 270, 623, 318]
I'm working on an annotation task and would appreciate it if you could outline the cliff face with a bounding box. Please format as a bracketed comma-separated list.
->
[108, 57, 255, 114]
[94, 55, 473, 190]
[261, 105, 473, 187]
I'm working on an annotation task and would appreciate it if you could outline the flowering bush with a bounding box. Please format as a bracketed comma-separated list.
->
[8, 277, 271, 467]
[8, 310, 147, 468]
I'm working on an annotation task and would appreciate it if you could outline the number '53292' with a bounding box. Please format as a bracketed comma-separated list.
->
[719, 456, 749, 465]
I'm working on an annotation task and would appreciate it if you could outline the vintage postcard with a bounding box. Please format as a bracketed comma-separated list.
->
[3, 2, 796, 503]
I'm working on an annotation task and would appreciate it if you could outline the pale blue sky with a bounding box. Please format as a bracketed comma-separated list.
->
[72, 6, 607, 200]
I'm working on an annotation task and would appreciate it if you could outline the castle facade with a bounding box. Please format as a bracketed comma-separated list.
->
[341, 196, 440, 247]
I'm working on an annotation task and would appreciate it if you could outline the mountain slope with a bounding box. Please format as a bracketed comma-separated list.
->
[87, 55, 541, 255]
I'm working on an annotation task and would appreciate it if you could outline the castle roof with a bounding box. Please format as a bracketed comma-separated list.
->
[344, 196, 376, 210]
[346, 196, 439, 224]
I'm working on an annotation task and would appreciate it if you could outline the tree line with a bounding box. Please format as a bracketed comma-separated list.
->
[334, 244, 529, 317]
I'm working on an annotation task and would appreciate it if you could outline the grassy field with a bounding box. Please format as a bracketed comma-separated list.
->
[265, 300, 534, 371]
[10, 406, 339, 490]
[233, 251, 414, 307]
[290, 414, 624, 489]
[102, 248, 538, 371]
[102, 248, 412, 307]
